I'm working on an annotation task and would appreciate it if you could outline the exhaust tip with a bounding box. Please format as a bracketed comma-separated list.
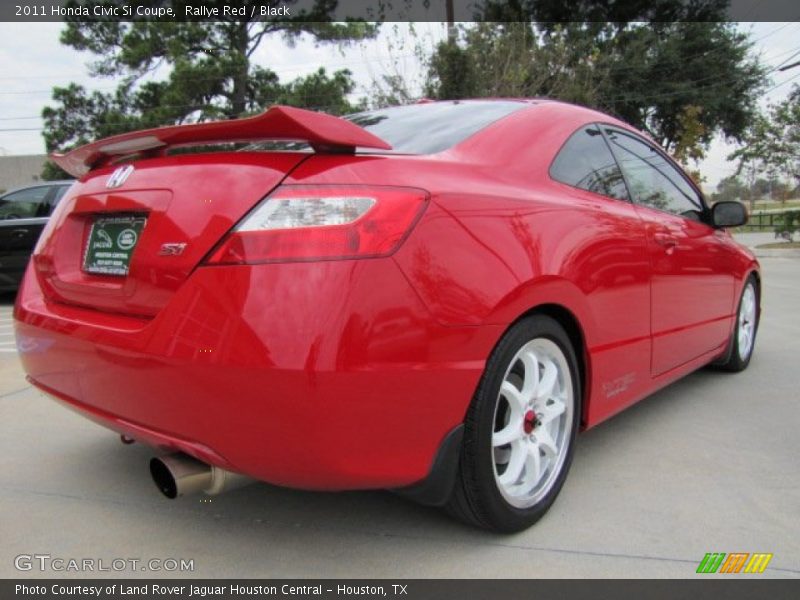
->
[149, 457, 179, 499]
[149, 453, 252, 498]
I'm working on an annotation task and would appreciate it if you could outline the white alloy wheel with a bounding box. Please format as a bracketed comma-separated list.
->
[491, 338, 574, 508]
[738, 282, 757, 361]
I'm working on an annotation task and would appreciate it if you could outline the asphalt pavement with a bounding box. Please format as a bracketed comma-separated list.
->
[1, 257, 798, 579]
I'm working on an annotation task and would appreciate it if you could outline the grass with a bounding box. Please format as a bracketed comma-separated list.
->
[756, 242, 800, 249]
[749, 200, 800, 212]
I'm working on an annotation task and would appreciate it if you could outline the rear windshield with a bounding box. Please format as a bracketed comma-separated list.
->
[346, 101, 531, 154]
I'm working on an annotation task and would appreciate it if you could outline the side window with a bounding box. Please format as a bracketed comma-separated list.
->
[0, 186, 50, 220]
[550, 125, 629, 201]
[41, 185, 70, 216]
[603, 128, 703, 218]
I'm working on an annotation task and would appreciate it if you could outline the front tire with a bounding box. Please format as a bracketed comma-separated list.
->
[716, 275, 759, 372]
[446, 315, 581, 532]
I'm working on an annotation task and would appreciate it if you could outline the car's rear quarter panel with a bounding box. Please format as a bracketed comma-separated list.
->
[287, 106, 657, 426]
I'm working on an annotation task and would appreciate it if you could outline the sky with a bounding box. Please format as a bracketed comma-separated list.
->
[0, 21, 798, 192]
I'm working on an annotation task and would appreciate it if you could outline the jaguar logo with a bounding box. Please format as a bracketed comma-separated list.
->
[106, 164, 134, 189]
[158, 243, 187, 256]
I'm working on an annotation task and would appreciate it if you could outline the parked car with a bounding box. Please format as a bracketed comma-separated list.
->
[0, 180, 73, 291]
[14, 100, 758, 532]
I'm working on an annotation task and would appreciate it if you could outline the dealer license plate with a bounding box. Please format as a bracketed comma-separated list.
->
[83, 215, 146, 276]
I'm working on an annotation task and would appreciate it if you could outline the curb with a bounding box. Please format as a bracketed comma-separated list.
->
[751, 248, 800, 258]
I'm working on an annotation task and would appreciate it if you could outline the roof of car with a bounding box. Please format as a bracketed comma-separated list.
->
[2, 180, 74, 196]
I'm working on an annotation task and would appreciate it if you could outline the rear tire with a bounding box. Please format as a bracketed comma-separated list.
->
[445, 315, 581, 532]
[716, 275, 759, 372]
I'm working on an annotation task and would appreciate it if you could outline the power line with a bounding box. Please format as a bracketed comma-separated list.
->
[774, 48, 800, 70]
[0, 116, 43, 121]
[778, 60, 800, 72]
[0, 50, 423, 93]
[764, 70, 800, 94]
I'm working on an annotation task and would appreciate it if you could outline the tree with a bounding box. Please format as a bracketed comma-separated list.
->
[42, 1, 378, 179]
[424, 3, 766, 164]
[732, 85, 800, 190]
[711, 175, 747, 204]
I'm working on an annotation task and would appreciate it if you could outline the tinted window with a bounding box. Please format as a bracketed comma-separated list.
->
[52, 185, 70, 204]
[604, 128, 703, 217]
[550, 125, 629, 201]
[0, 186, 50, 219]
[345, 101, 529, 154]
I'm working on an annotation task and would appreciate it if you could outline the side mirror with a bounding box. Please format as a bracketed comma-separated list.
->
[711, 201, 748, 228]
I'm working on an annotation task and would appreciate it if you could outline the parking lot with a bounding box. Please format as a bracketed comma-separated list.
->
[1, 256, 798, 579]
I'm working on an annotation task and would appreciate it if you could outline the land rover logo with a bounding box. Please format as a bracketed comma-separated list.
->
[117, 228, 138, 250]
[106, 164, 134, 188]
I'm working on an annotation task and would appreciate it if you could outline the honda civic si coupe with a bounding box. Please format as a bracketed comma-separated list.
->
[14, 99, 759, 532]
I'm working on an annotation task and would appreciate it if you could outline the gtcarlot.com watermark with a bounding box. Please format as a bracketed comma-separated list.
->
[14, 554, 194, 573]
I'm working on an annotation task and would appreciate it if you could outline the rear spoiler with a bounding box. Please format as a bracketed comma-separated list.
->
[50, 105, 392, 178]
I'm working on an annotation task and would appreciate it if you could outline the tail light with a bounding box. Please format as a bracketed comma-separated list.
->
[205, 185, 428, 264]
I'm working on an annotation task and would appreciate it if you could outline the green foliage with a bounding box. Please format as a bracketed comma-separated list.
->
[711, 175, 748, 204]
[42, 1, 378, 175]
[776, 210, 800, 239]
[424, 40, 479, 100]
[732, 86, 800, 186]
[424, 15, 766, 162]
[274, 68, 365, 115]
[710, 174, 794, 207]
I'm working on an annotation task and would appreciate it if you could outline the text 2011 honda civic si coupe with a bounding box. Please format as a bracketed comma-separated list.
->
[14, 99, 759, 532]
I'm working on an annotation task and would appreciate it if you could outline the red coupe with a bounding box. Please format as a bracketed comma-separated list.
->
[14, 99, 759, 532]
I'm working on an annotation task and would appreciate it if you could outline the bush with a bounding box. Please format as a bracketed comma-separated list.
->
[775, 210, 800, 241]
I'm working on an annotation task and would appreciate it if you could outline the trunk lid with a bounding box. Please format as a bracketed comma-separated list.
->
[34, 105, 391, 318]
[33, 152, 306, 317]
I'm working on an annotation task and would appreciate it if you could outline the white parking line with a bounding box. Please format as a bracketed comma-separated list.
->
[3, 307, 20, 354]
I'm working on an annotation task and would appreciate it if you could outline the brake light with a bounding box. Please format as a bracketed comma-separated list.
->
[206, 185, 428, 264]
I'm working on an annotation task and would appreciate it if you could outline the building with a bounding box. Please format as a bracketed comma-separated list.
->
[0, 154, 48, 193]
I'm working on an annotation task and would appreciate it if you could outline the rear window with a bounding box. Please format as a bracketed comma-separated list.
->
[346, 101, 531, 154]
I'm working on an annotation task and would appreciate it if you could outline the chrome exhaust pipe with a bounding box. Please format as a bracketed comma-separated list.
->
[149, 453, 252, 499]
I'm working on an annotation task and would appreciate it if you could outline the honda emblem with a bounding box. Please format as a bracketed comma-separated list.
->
[106, 164, 134, 189]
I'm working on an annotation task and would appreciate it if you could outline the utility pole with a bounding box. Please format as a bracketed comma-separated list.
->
[446, 0, 456, 44]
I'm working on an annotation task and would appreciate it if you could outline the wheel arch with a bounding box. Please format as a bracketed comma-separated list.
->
[504, 302, 591, 428]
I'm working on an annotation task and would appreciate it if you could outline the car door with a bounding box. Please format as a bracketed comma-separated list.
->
[548, 123, 653, 421]
[0, 184, 60, 289]
[602, 126, 735, 377]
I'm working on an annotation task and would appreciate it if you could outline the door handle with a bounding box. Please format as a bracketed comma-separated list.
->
[653, 232, 678, 252]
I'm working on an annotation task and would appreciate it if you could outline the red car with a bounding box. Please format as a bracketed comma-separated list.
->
[14, 100, 759, 532]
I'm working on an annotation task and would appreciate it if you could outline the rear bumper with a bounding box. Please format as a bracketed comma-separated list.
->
[15, 258, 501, 490]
